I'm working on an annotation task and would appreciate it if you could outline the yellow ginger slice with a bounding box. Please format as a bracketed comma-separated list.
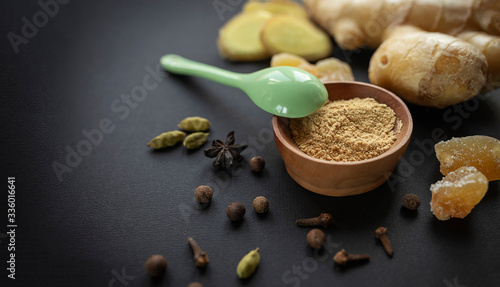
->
[430, 166, 488, 221]
[217, 11, 273, 61]
[435, 135, 500, 181]
[270, 53, 354, 82]
[260, 15, 332, 61]
[316, 57, 354, 82]
[243, 0, 308, 19]
[270, 53, 318, 76]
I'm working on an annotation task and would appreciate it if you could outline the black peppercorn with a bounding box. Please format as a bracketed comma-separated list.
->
[402, 193, 420, 210]
[226, 202, 246, 221]
[145, 255, 167, 277]
[194, 185, 213, 204]
[249, 156, 266, 172]
[252, 196, 269, 214]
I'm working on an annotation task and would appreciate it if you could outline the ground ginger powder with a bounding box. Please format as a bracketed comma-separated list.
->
[290, 98, 398, 162]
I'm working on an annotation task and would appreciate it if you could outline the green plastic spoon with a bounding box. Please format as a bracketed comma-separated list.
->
[160, 54, 328, 118]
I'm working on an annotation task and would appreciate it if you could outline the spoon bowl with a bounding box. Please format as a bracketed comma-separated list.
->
[160, 54, 327, 118]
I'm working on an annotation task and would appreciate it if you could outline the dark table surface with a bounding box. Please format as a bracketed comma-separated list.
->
[2, 1, 500, 286]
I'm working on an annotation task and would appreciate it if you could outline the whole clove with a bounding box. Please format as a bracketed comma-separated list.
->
[188, 237, 209, 267]
[296, 213, 333, 228]
[333, 249, 370, 266]
[375, 226, 394, 257]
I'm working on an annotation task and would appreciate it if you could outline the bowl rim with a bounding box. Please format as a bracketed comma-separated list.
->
[273, 81, 413, 166]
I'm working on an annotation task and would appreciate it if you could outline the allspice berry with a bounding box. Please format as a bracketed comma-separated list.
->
[402, 193, 420, 210]
[226, 202, 246, 221]
[145, 255, 167, 277]
[195, 185, 213, 204]
[252, 196, 269, 214]
[249, 156, 265, 172]
[187, 282, 203, 287]
[306, 229, 326, 249]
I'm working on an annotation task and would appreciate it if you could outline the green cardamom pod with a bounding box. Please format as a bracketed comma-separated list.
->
[183, 132, 210, 149]
[178, 116, 211, 132]
[147, 130, 186, 149]
[237, 248, 260, 279]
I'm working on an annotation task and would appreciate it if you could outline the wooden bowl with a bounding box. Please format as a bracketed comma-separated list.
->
[273, 81, 413, 196]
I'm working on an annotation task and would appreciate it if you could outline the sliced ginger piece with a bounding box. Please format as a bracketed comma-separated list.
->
[435, 135, 500, 181]
[261, 15, 332, 61]
[430, 166, 489, 221]
[316, 57, 354, 82]
[271, 53, 354, 82]
[217, 11, 273, 61]
[270, 53, 318, 76]
[243, 0, 308, 19]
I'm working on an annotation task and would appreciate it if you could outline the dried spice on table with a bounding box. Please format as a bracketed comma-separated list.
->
[147, 130, 186, 149]
[249, 156, 266, 172]
[178, 116, 211, 132]
[252, 196, 269, 214]
[237, 248, 260, 279]
[204, 131, 248, 168]
[194, 185, 213, 204]
[227, 202, 246, 222]
[306, 229, 326, 249]
[183, 132, 210, 149]
[296, 213, 333, 228]
[402, 194, 420, 210]
[145, 255, 167, 277]
[188, 237, 209, 268]
[333, 249, 370, 266]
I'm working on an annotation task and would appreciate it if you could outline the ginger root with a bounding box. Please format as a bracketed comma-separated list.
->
[303, 0, 500, 50]
[271, 53, 354, 82]
[458, 31, 500, 91]
[369, 27, 487, 108]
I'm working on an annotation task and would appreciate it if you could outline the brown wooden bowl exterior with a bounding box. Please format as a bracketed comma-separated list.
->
[273, 81, 413, 196]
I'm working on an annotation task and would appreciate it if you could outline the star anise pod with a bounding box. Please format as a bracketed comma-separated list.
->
[204, 131, 248, 168]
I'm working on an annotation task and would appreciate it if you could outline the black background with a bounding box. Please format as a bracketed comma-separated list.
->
[1, 1, 500, 286]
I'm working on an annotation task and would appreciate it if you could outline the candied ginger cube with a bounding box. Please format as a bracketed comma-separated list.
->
[430, 166, 488, 221]
[435, 135, 500, 181]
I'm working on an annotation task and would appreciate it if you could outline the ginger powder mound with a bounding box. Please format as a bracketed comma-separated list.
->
[290, 98, 399, 162]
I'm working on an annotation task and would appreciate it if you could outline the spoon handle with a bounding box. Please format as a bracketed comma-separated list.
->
[160, 54, 242, 88]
